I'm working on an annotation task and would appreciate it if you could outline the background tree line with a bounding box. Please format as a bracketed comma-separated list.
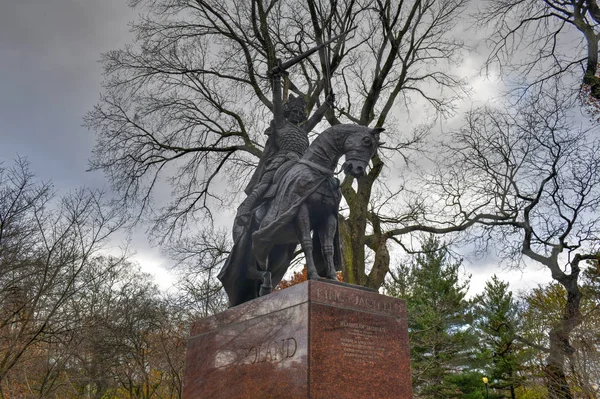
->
[0, 160, 192, 398]
[3, 193, 598, 399]
[385, 236, 600, 399]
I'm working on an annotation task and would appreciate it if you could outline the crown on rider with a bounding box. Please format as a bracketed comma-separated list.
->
[283, 94, 307, 118]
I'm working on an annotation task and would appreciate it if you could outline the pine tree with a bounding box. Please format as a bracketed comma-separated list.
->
[387, 236, 482, 398]
[473, 275, 525, 399]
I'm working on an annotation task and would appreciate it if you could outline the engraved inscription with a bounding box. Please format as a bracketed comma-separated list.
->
[316, 287, 345, 303]
[315, 287, 403, 316]
[339, 321, 386, 363]
[245, 337, 297, 365]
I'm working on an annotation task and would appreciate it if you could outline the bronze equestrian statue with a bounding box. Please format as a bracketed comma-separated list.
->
[218, 32, 383, 307]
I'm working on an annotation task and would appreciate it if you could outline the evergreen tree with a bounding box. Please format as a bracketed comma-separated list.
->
[473, 275, 525, 399]
[387, 236, 482, 398]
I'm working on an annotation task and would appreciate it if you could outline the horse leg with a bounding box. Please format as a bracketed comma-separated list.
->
[319, 213, 338, 280]
[295, 203, 320, 280]
[246, 261, 272, 297]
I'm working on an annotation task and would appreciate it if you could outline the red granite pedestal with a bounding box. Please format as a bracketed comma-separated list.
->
[183, 280, 412, 399]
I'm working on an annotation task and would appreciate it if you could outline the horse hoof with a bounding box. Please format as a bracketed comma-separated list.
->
[326, 273, 337, 280]
[307, 272, 320, 280]
[259, 285, 272, 296]
[259, 272, 272, 296]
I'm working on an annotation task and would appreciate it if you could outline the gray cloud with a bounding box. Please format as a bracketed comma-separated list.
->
[0, 1, 176, 284]
[0, 0, 136, 190]
[0, 0, 560, 296]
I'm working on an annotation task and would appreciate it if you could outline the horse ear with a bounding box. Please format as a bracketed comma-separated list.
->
[370, 127, 385, 136]
[370, 127, 385, 145]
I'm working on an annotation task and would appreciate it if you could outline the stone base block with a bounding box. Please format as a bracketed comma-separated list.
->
[183, 280, 412, 398]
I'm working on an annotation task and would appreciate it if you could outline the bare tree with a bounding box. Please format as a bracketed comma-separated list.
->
[423, 84, 600, 398]
[521, 278, 600, 399]
[4, 255, 189, 399]
[59, 257, 152, 399]
[478, 0, 600, 100]
[0, 159, 125, 395]
[166, 229, 230, 317]
[85, 0, 469, 288]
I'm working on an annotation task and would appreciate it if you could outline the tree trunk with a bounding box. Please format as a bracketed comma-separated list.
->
[575, 7, 600, 98]
[544, 273, 582, 399]
[545, 359, 572, 399]
[340, 156, 386, 288]
[509, 369, 516, 399]
[339, 187, 368, 286]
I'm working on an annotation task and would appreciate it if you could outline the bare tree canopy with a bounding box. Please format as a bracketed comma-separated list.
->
[478, 0, 600, 100]
[85, 0, 470, 288]
[0, 159, 125, 383]
[425, 82, 600, 398]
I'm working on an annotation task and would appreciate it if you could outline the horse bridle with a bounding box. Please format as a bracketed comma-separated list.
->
[298, 159, 335, 177]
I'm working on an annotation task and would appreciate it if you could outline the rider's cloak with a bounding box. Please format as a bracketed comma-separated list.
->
[218, 161, 343, 307]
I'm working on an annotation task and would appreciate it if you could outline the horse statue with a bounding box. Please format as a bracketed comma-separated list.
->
[218, 124, 384, 307]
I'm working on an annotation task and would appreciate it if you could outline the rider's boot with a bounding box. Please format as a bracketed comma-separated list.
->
[236, 175, 273, 227]
[236, 192, 259, 227]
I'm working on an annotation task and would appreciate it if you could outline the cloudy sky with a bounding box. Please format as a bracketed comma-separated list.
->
[0, 0, 552, 295]
[0, 0, 174, 287]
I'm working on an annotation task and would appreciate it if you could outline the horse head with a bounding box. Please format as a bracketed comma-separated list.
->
[342, 127, 384, 177]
